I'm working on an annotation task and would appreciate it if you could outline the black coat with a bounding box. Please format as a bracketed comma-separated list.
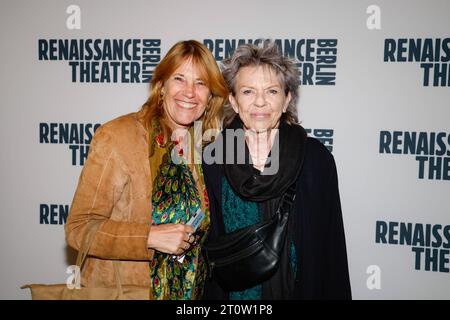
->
[202, 137, 352, 299]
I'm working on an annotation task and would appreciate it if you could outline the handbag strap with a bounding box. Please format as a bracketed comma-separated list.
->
[275, 124, 306, 216]
[75, 219, 103, 268]
[277, 182, 297, 216]
[74, 219, 124, 293]
[113, 260, 124, 296]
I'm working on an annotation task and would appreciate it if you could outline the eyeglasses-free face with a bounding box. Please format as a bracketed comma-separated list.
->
[229, 65, 291, 133]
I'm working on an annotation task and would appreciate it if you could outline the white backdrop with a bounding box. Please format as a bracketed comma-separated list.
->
[1, 0, 449, 299]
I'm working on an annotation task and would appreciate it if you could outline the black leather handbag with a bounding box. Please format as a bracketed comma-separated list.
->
[204, 183, 297, 292]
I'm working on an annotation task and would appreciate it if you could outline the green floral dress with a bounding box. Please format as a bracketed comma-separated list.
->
[148, 122, 210, 300]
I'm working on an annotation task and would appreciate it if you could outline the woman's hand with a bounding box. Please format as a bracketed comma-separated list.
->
[147, 223, 195, 256]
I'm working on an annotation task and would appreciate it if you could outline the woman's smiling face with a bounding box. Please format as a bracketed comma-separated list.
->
[229, 64, 291, 132]
[162, 57, 211, 130]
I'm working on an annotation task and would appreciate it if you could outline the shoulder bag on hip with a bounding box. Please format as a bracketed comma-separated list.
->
[204, 182, 297, 292]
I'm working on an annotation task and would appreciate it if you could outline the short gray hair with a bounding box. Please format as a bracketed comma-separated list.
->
[221, 42, 300, 126]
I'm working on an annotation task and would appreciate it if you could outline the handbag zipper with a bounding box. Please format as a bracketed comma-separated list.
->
[212, 239, 267, 267]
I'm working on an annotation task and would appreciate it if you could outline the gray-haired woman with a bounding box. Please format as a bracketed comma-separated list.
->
[202, 43, 351, 299]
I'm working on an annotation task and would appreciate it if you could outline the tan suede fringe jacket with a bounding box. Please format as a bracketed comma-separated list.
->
[65, 109, 155, 287]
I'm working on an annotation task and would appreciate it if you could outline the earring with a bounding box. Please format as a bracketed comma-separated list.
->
[158, 92, 164, 106]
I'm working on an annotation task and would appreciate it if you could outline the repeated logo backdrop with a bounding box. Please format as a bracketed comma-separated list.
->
[1, 0, 449, 299]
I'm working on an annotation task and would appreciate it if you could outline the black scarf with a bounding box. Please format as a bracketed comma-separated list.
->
[222, 116, 307, 299]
